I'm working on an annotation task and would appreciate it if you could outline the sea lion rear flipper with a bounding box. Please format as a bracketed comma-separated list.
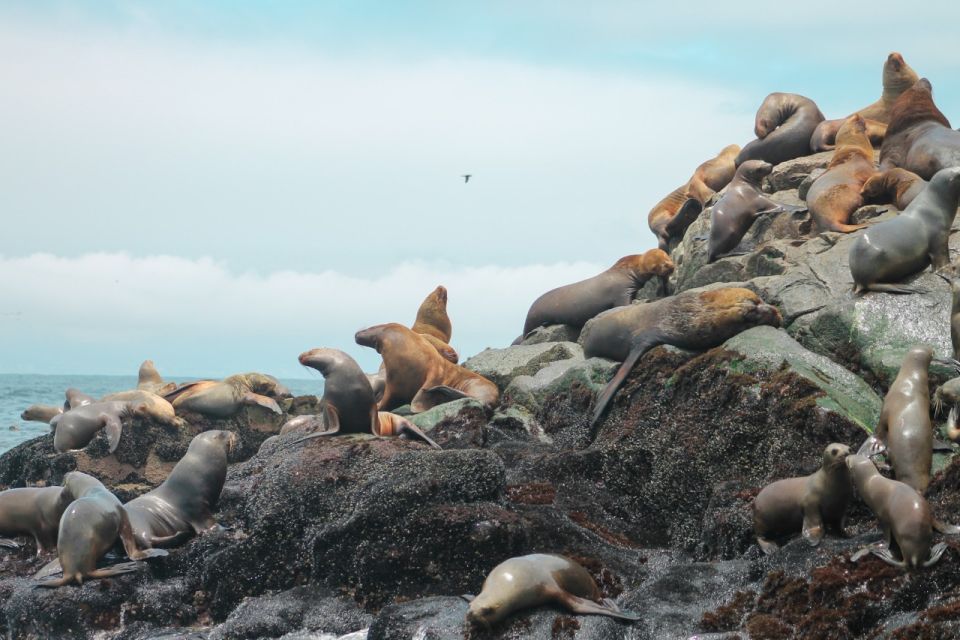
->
[242, 392, 282, 415]
[411, 386, 469, 412]
[664, 198, 703, 237]
[283, 406, 341, 448]
[33, 558, 63, 580]
[0, 538, 21, 549]
[870, 547, 906, 569]
[88, 561, 142, 578]
[397, 422, 443, 450]
[933, 519, 960, 535]
[863, 283, 927, 295]
[100, 413, 123, 453]
[589, 338, 659, 430]
[558, 593, 640, 621]
[924, 542, 949, 567]
[148, 531, 194, 547]
[162, 381, 204, 402]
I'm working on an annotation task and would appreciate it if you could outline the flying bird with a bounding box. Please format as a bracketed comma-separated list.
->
[462, 174, 472, 183]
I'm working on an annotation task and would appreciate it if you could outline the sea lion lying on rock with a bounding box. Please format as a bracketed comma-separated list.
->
[581, 287, 782, 428]
[860, 167, 926, 211]
[20, 405, 62, 425]
[164, 373, 290, 418]
[51, 394, 179, 453]
[736, 93, 824, 166]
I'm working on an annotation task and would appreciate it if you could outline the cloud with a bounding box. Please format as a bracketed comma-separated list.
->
[0, 252, 605, 377]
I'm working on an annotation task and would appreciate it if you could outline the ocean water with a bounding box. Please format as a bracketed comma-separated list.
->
[0, 373, 322, 454]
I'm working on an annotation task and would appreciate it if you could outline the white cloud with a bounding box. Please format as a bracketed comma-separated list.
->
[0, 252, 606, 377]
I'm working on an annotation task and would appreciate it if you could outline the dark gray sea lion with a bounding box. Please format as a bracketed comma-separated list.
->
[137, 360, 177, 396]
[736, 93, 825, 166]
[0, 487, 71, 554]
[518, 249, 675, 341]
[805, 114, 876, 233]
[753, 443, 852, 554]
[707, 160, 806, 261]
[34, 472, 167, 587]
[847, 454, 946, 570]
[20, 405, 62, 424]
[124, 430, 238, 549]
[880, 78, 960, 180]
[163, 373, 289, 418]
[581, 287, 782, 428]
[465, 554, 639, 628]
[287, 347, 440, 449]
[860, 167, 926, 210]
[848, 166, 960, 294]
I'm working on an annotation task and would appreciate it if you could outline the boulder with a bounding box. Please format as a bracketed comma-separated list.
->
[462, 343, 583, 390]
[519, 324, 582, 345]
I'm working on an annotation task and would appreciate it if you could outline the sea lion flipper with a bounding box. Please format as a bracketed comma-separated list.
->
[924, 542, 948, 567]
[857, 436, 886, 457]
[870, 547, 906, 568]
[242, 392, 282, 415]
[0, 538, 21, 549]
[87, 561, 142, 578]
[589, 338, 659, 430]
[933, 519, 960, 535]
[323, 403, 341, 434]
[757, 538, 778, 555]
[801, 506, 824, 547]
[664, 198, 703, 236]
[33, 558, 63, 580]
[101, 413, 123, 453]
[863, 283, 927, 295]
[410, 386, 469, 412]
[162, 381, 204, 402]
[397, 421, 443, 450]
[558, 593, 641, 621]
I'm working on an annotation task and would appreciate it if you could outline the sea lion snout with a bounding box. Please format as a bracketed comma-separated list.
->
[354, 327, 380, 349]
[746, 302, 783, 328]
[888, 52, 903, 70]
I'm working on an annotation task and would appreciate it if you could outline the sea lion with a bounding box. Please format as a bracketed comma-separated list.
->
[880, 78, 960, 180]
[518, 249, 675, 340]
[137, 360, 177, 396]
[124, 430, 238, 549]
[752, 443, 852, 554]
[707, 160, 806, 261]
[464, 554, 639, 628]
[100, 389, 180, 425]
[581, 287, 782, 428]
[736, 93, 825, 166]
[20, 405, 62, 424]
[288, 347, 440, 449]
[355, 324, 500, 412]
[34, 472, 167, 587]
[163, 373, 289, 418]
[846, 454, 946, 570]
[412, 285, 452, 343]
[809, 52, 918, 151]
[860, 167, 926, 210]
[848, 166, 960, 294]
[934, 377, 960, 442]
[648, 144, 740, 251]
[0, 487, 71, 554]
[805, 114, 876, 233]
[51, 398, 170, 453]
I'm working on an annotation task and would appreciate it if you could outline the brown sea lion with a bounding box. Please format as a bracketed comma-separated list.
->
[124, 430, 238, 549]
[287, 348, 440, 449]
[809, 52, 918, 151]
[163, 373, 289, 418]
[736, 93, 825, 166]
[34, 472, 167, 587]
[581, 287, 782, 428]
[464, 554, 639, 628]
[20, 405, 62, 424]
[356, 324, 499, 412]
[847, 454, 946, 570]
[51, 396, 177, 453]
[849, 166, 960, 294]
[752, 444, 852, 554]
[412, 285, 452, 343]
[805, 114, 876, 233]
[518, 249, 675, 340]
[880, 78, 960, 180]
[0, 487, 71, 554]
[648, 144, 740, 251]
[137, 360, 177, 396]
[860, 167, 926, 210]
[707, 160, 806, 262]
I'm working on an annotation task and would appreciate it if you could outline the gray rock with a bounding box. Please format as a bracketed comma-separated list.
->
[520, 324, 581, 345]
[503, 357, 618, 416]
[462, 342, 583, 390]
[763, 151, 833, 193]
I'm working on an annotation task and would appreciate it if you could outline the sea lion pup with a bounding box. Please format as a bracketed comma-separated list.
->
[707, 160, 807, 262]
[582, 288, 782, 428]
[648, 144, 740, 251]
[163, 372, 289, 418]
[753, 444, 852, 554]
[287, 348, 440, 449]
[736, 93, 825, 166]
[20, 405, 62, 424]
[846, 454, 946, 570]
[51, 396, 178, 453]
[809, 52, 918, 151]
[464, 554, 639, 628]
[34, 472, 167, 587]
[0, 487, 71, 554]
[860, 167, 926, 211]
[848, 166, 960, 294]
[137, 360, 177, 396]
[880, 78, 960, 180]
[518, 249, 675, 341]
[805, 114, 877, 234]
[124, 430, 238, 549]
[355, 324, 500, 412]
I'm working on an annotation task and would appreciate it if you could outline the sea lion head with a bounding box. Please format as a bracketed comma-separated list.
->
[194, 429, 240, 459]
[860, 171, 890, 201]
[466, 589, 508, 628]
[929, 166, 960, 200]
[299, 348, 353, 377]
[882, 52, 918, 93]
[61, 471, 103, 502]
[934, 377, 960, 414]
[737, 160, 773, 186]
[704, 288, 782, 328]
[821, 443, 851, 470]
[887, 78, 950, 136]
[138, 360, 162, 385]
[614, 250, 675, 281]
[431, 285, 448, 307]
[412, 286, 452, 342]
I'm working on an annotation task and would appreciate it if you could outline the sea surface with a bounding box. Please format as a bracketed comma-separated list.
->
[0, 373, 322, 454]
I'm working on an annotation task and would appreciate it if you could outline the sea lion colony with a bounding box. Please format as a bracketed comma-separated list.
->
[5, 50, 960, 630]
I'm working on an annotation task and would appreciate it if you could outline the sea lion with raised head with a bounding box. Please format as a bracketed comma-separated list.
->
[411, 285, 459, 363]
[849, 166, 960, 294]
[356, 324, 500, 412]
[707, 160, 806, 262]
[464, 554, 639, 628]
[34, 472, 167, 587]
[137, 360, 177, 396]
[736, 93, 824, 166]
[860, 167, 926, 211]
[20, 405, 62, 424]
[0, 487, 71, 554]
[124, 430, 238, 549]
[518, 249, 675, 341]
[51, 396, 177, 453]
[810, 118, 887, 153]
[880, 78, 960, 180]
[846, 454, 946, 570]
[287, 348, 440, 449]
[753, 443, 852, 554]
[648, 144, 740, 251]
[163, 372, 289, 418]
[805, 114, 876, 233]
[582, 287, 782, 428]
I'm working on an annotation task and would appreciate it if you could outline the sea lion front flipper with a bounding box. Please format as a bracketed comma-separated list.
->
[924, 542, 949, 567]
[0, 538, 21, 549]
[857, 436, 886, 457]
[801, 504, 824, 547]
[100, 413, 123, 453]
[282, 406, 341, 448]
[757, 537, 778, 555]
[33, 558, 63, 580]
[590, 337, 659, 430]
[147, 531, 194, 547]
[558, 593, 641, 621]
[242, 392, 282, 415]
[870, 547, 906, 569]
[410, 385, 469, 412]
[933, 519, 960, 535]
[118, 507, 170, 561]
[87, 561, 142, 578]
[863, 283, 928, 295]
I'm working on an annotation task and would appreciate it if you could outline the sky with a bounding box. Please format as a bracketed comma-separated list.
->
[2, 1, 959, 377]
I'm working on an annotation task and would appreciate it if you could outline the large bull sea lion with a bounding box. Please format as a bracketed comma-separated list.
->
[880, 78, 960, 180]
[736, 93, 824, 166]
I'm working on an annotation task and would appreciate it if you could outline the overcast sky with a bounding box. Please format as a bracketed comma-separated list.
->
[2, 1, 959, 377]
